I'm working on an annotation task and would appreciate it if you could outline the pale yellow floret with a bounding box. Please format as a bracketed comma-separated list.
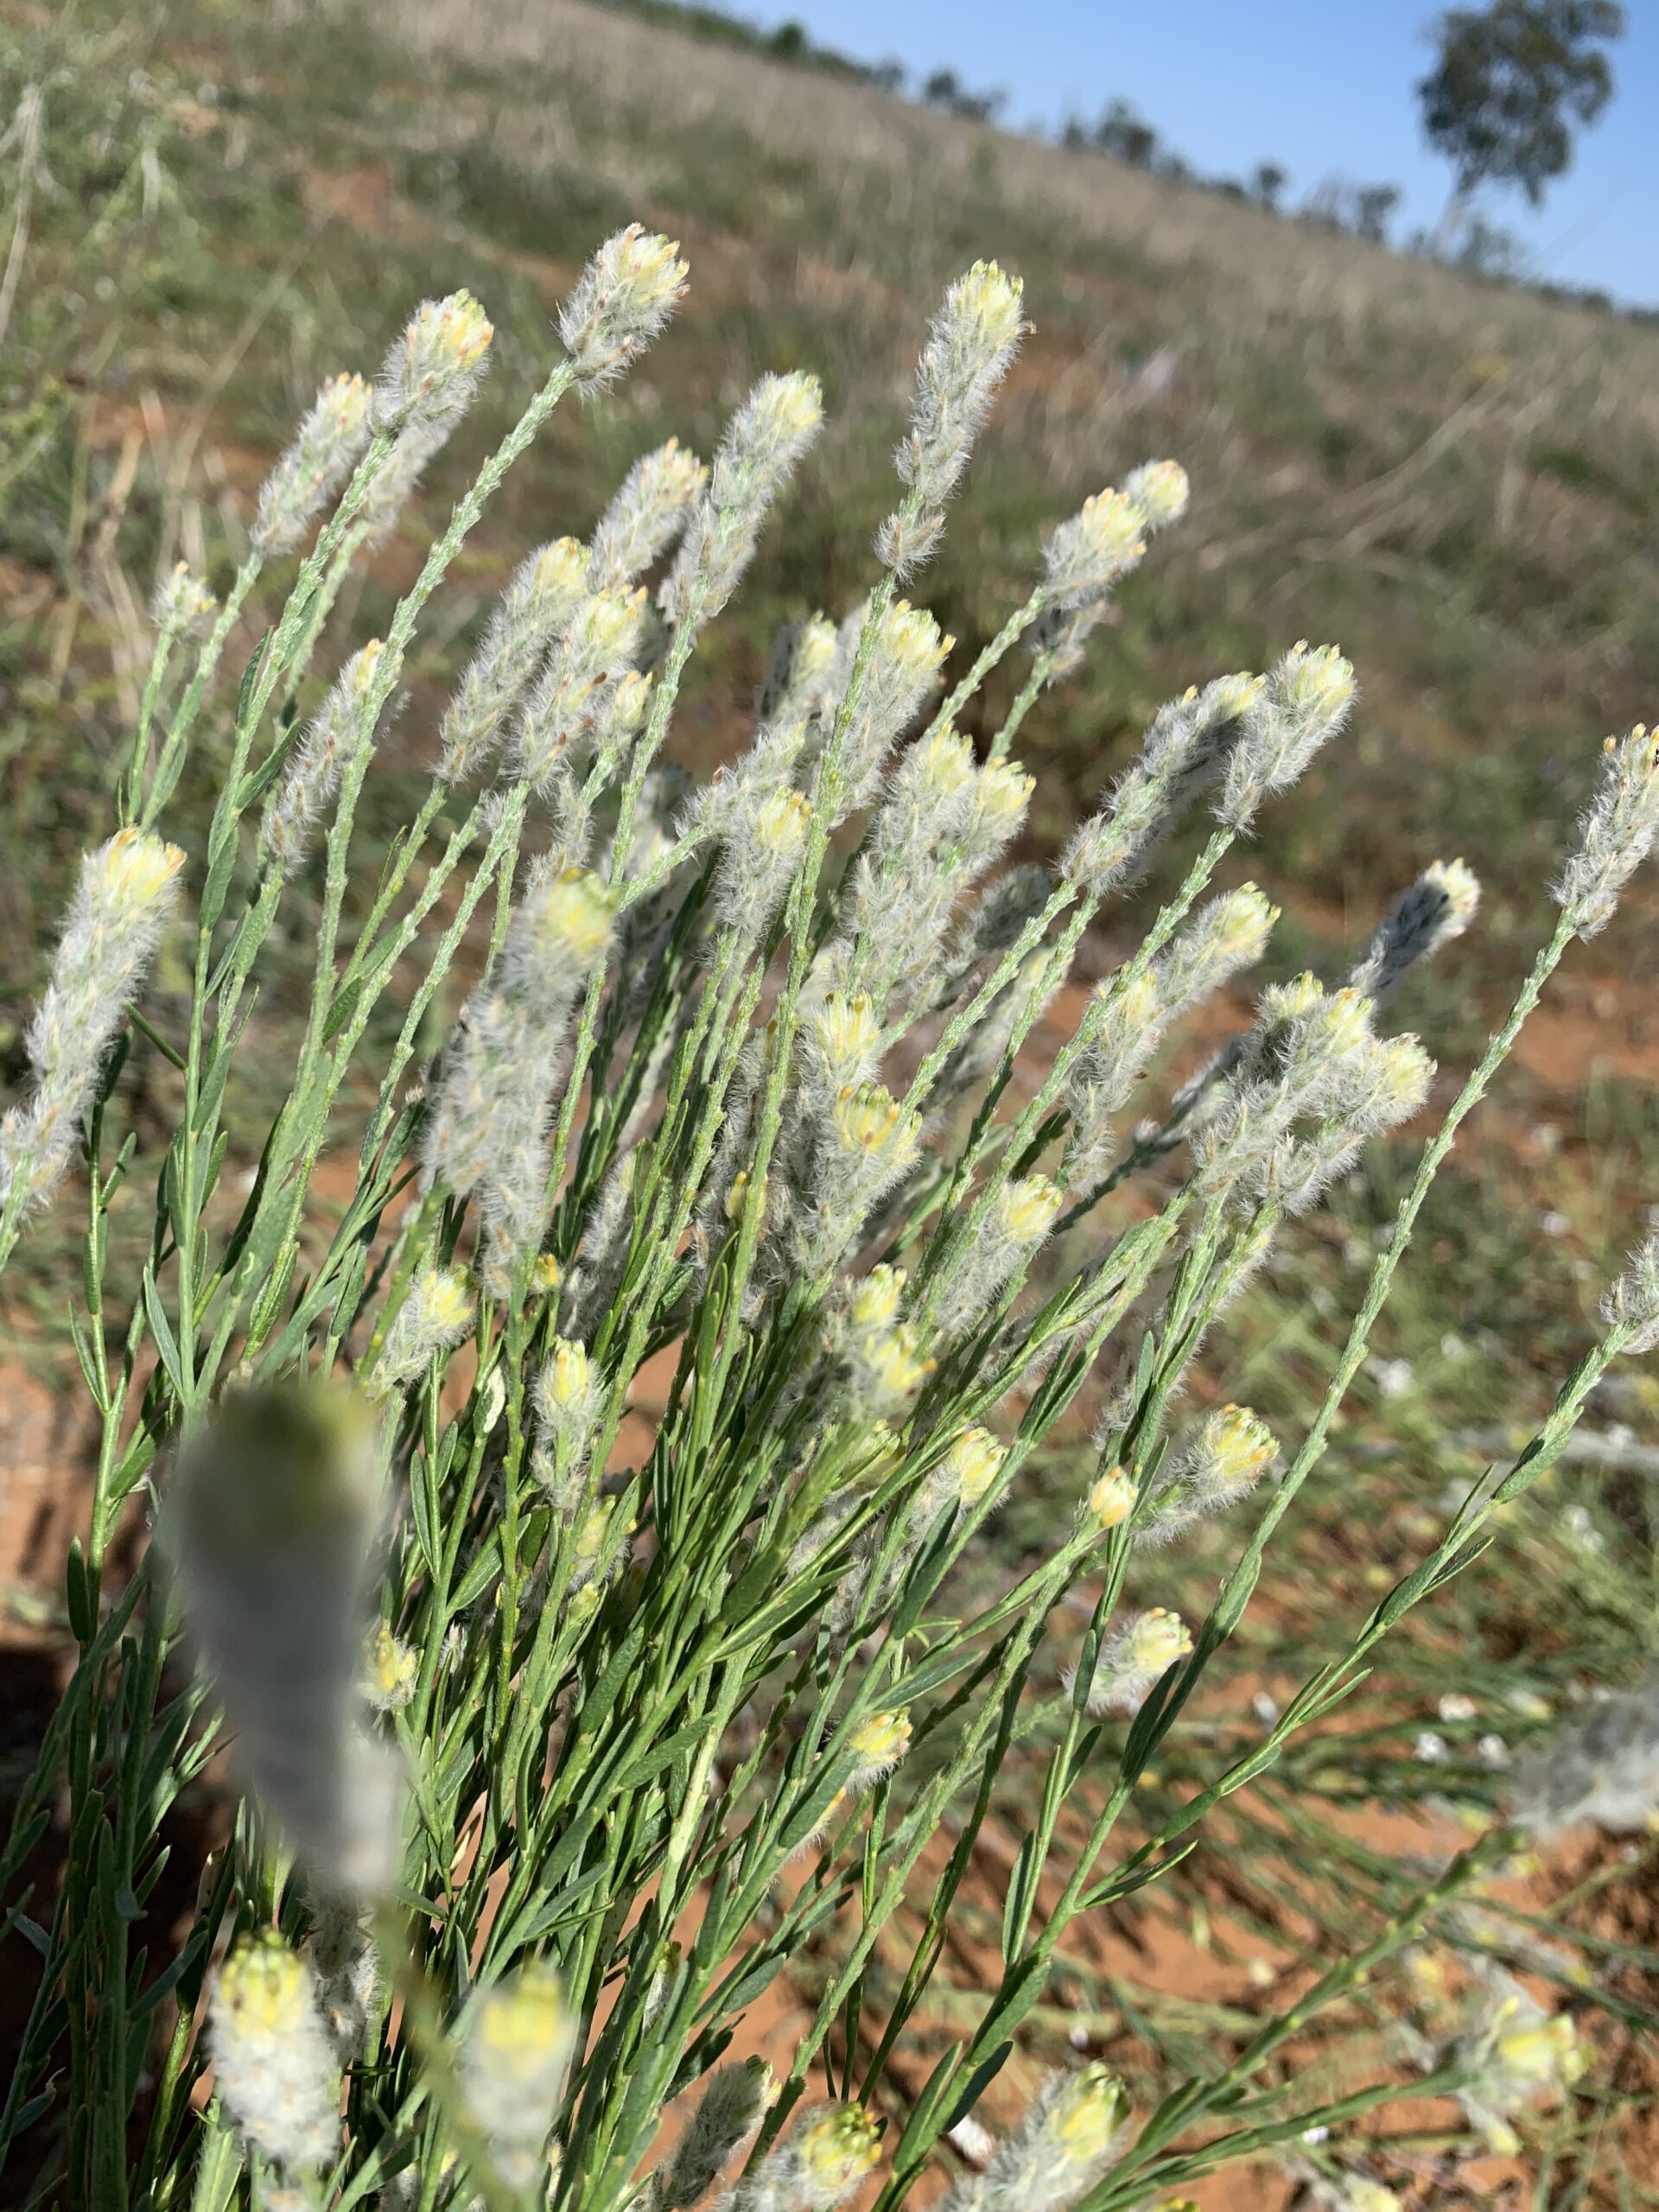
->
[1087, 1465, 1136, 1531]
[849, 1263, 906, 1330]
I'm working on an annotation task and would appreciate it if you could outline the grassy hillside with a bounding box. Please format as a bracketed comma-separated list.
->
[2, 2, 1657, 2199]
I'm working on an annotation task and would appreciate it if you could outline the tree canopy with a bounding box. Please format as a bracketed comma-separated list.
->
[1419, 0, 1624, 209]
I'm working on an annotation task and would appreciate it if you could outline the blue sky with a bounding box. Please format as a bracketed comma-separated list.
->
[745, 1, 1657, 306]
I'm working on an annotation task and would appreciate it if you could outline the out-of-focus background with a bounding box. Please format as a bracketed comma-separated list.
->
[3, 1, 1657, 2199]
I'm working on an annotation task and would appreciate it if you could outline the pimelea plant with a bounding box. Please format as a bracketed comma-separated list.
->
[2, 225, 1657, 2212]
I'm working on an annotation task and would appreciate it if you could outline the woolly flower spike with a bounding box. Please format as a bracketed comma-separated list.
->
[150, 560, 217, 638]
[846, 1709, 912, 1793]
[1146, 1405, 1276, 1541]
[170, 1382, 398, 1899]
[559, 225, 689, 391]
[1554, 724, 1659, 939]
[1181, 1403, 1276, 1499]
[364, 1622, 417, 1713]
[439, 537, 593, 782]
[715, 787, 812, 938]
[1, 826, 185, 1224]
[1065, 970, 1166, 1191]
[501, 865, 614, 995]
[879, 259, 1027, 575]
[1219, 640, 1355, 830]
[1351, 857, 1480, 1001]
[1122, 458, 1191, 532]
[992, 1173, 1062, 1248]
[533, 1337, 601, 1504]
[1086, 1465, 1136, 1533]
[1077, 1608, 1192, 1716]
[1060, 673, 1263, 899]
[1509, 1665, 1659, 1836]
[261, 640, 391, 878]
[426, 866, 615, 1286]
[726, 2104, 882, 2212]
[1192, 974, 1425, 1211]
[939, 1425, 1007, 1509]
[946, 2064, 1128, 2212]
[458, 1961, 575, 2192]
[834, 1080, 919, 1168]
[760, 614, 840, 726]
[1158, 884, 1278, 1016]
[252, 372, 373, 555]
[1027, 465, 1188, 680]
[591, 437, 708, 588]
[849, 1264, 906, 1330]
[372, 289, 493, 435]
[663, 372, 825, 629]
[1603, 1230, 1659, 1356]
[654, 2059, 778, 2209]
[513, 584, 651, 791]
[825, 598, 955, 818]
[855, 1322, 936, 1413]
[210, 1936, 342, 2176]
[805, 992, 883, 1097]
[1042, 488, 1147, 608]
[1455, 1977, 1586, 2156]
[372, 1265, 472, 1394]
[931, 1168, 1063, 1339]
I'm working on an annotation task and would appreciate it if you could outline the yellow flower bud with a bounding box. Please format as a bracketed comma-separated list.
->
[1087, 1465, 1135, 1531]
[849, 1263, 906, 1330]
[942, 1425, 1006, 1508]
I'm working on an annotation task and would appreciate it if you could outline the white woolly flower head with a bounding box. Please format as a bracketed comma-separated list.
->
[438, 536, 594, 784]
[1042, 486, 1147, 607]
[1351, 855, 1480, 1000]
[938, 1424, 1007, 1509]
[590, 435, 708, 586]
[755, 2103, 884, 2212]
[991, 1173, 1062, 1249]
[150, 560, 218, 638]
[1074, 1607, 1192, 1716]
[804, 991, 883, 1098]
[3, 825, 185, 1222]
[168, 1380, 398, 1899]
[963, 2063, 1129, 2212]
[501, 865, 614, 996]
[1218, 640, 1354, 830]
[253, 372, 373, 554]
[833, 1079, 921, 1173]
[654, 2057, 778, 2209]
[1603, 1231, 1659, 1356]
[363, 1622, 417, 1713]
[372, 1264, 472, 1393]
[372, 289, 493, 435]
[458, 1961, 575, 2191]
[661, 372, 824, 628]
[879, 258, 1026, 573]
[1454, 1976, 1586, 2155]
[1122, 457, 1190, 531]
[844, 1707, 912, 1793]
[1156, 883, 1278, 1015]
[210, 1935, 342, 2175]
[559, 225, 689, 390]
[1554, 723, 1659, 939]
[261, 639, 391, 879]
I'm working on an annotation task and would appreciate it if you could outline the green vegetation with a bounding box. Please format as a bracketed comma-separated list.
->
[1, 3, 1656, 2205]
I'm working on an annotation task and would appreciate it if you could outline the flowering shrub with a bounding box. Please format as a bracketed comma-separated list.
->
[2, 223, 1656, 2211]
